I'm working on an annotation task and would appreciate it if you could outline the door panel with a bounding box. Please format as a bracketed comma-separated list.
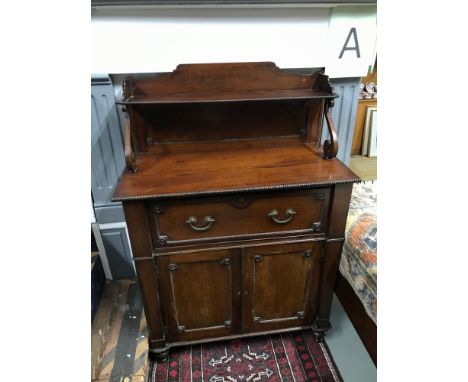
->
[253, 252, 310, 320]
[156, 249, 241, 342]
[243, 241, 322, 332]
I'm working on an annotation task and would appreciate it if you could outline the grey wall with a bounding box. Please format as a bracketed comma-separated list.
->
[91, 71, 360, 279]
[92, 75, 135, 279]
[100, 228, 135, 279]
[91, 75, 126, 205]
[327, 77, 361, 165]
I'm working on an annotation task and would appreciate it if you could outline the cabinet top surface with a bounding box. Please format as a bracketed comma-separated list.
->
[113, 140, 360, 201]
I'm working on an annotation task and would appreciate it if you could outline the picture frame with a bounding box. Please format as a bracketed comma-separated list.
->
[361, 106, 377, 156]
[368, 109, 377, 157]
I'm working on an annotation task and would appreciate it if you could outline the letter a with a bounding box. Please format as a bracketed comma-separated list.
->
[339, 27, 361, 58]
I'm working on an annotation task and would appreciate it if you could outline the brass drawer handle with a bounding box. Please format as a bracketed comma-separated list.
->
[186, 216, 216, 232]
[268, 208, 296, 224]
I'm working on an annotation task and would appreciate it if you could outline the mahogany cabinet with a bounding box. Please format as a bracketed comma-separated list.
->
[113, 62, 360, 360]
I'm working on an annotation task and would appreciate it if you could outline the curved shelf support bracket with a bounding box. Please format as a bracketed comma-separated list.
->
[123, 109, 137, 173]
[323, 99, 339, 160]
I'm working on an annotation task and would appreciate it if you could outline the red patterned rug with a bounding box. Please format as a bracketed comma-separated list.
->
[149, 330, 342, 381]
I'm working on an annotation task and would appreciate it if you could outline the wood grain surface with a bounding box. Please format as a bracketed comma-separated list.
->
[151, 188, 330, 245]
[113, 142, 359, 200]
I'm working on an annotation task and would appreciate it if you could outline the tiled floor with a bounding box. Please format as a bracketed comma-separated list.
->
[327, 294, 377, 382]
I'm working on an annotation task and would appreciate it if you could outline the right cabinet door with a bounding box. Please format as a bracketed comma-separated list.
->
[243, 241, 322, 332]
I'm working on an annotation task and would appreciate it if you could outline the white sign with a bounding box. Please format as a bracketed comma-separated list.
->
[91, 6, 376, 78]
[325, 6, 377, 78]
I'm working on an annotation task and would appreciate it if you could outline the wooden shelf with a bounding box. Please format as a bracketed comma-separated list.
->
[118, 88, 337, 105]
[113, 141, 359, 200]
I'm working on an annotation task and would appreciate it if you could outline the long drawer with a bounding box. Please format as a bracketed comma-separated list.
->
[149, 188, 330, 247]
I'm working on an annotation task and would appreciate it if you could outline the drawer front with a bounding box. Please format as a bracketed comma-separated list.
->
[150, 188, 330, 246]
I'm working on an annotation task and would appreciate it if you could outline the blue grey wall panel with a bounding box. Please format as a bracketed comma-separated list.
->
[94, 204, 126, 224]
[101, 228, 135, 279]
[91, 76, 126, 204]
[92, 76, 131, 280]
[324, 78, 360, 165]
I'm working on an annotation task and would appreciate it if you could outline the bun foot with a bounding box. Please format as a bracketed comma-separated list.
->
[311, 321, 331, 342]
[149, 347, 170, 363]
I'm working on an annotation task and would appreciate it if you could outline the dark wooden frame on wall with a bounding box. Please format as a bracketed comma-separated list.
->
[335, 272, 377, 365]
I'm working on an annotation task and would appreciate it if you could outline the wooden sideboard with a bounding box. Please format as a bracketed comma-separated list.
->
[112, 62, 360, 360]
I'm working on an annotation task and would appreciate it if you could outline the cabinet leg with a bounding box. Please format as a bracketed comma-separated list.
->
[312, 320, 331, 342]
[148, 346, 170, 362]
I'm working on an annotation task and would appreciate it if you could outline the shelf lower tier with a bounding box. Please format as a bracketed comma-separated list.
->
[113, 141, 360, 201]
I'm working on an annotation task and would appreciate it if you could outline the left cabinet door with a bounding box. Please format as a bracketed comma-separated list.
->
[156, 249, 242, 342]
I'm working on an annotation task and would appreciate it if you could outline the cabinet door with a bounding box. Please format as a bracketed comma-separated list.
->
[156, 249, 241, 342]
[243, 242, 322, 332]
